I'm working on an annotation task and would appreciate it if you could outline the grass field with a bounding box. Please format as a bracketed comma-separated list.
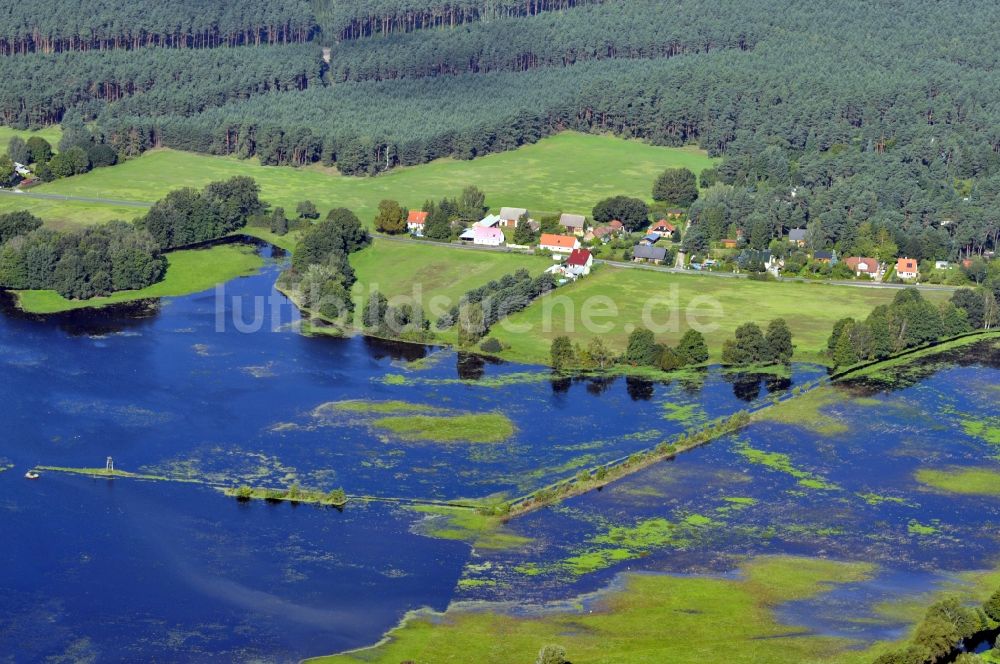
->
[13, 243, 264, 314]
[916, 467, 1000, 496]
[0, 126, 62, 155]
[350, 239, 550, 312]
[7, 132, 718, 228]
[488, 267, 950, 365]
[309, 556, 884, 664]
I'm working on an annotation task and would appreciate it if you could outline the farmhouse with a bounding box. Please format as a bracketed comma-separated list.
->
[649, 219, 676, 236]
[896, 257, 919, 280]
[559, 213, 586, 236]
[633, 244, 667, 264]
[813, 250, 837, 264]
[407, 210, 427, 235]
[565, 249, 594, 276]
[499, 207, 527, 228]
[788, 228, 807, 246]
[844, 256, 881, 278]
[473, 225, 504, 247]
[539, 233, 580, 254]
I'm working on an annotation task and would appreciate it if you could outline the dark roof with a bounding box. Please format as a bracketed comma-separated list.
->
[633, 245, 667, 261]
[789, 228, 807, 241]
[643, 233, 661, 244]
[814, 251, 834, 260]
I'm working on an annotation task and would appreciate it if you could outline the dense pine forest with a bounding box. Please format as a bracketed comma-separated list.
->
[1, 0, 999, 258]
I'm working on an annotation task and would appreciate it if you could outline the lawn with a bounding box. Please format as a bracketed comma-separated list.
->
[13, 243, 264, 314]
[19, 132, 718, 228]
[308, 555, 886, 664]
[489, 266, 950, 365]
[916, 467, 1000, 496]
[0, 126, 62, 154]
[350, 238, 551, 312]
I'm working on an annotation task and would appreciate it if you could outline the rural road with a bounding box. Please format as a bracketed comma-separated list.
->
[0, 188, 152, 207]
[378, 235, 960, 292]
[1, 191, 960, 293]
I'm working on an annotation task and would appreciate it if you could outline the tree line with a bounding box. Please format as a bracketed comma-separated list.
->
[873, 585, 1000, 664]
[278, 207, 371, 323]
[0, 0, 317, 56]
[312, 0, 604, 42]
[324, 0, 754, 82]
[827, 288, 996, 367]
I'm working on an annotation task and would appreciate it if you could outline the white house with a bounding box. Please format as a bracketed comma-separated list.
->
[407, 210, 427, 235]
[539, 233, 580, 254]
[473, 225, 504, 247]
[13, 162, 31, 178]
[565, 249, 594, 277]
[934, 260, 951, 270]
[896, 257, 919, 280]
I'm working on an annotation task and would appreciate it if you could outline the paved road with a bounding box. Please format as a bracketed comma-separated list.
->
[0, 188, 152, 207]
[0, 196, 959, 293]
[377, 235, 960, 292]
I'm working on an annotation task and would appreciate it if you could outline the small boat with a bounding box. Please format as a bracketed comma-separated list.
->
[24, 471, 40, 480]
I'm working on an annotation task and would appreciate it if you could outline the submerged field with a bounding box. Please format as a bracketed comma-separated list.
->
[0, 132, 718, 228]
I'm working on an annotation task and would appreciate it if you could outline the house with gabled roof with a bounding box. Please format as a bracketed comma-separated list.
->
[565, 249, 594, 276]
[844, 256, 881, 278]
[407, 210, 428, 235]
[498, 207, 527, 228]
[633, 244, 667, 264]
[559, 213, 586, 237]
[539, 233, 580, 254]
[896, 257, 919, 280]
[788, 228, 807, 246]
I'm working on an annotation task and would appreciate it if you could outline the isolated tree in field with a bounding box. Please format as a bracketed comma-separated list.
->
[373, 199, 406, 234]
[86, 143, 117, 168]
[25, 137, 52, 164]
[764, 318, 793, 364]
[658, 346, 685, 371]
[550, 336, 574, 370]
[296, 200, 319, 219]
[6, 136, 28, 165]
[457, 301, 485, 345]
[721, 322, 766, 366]
[270, 207, 289, 236]
[623, 328, 658, 365]
[363, 290, 388, 330]
[592, 195, 649, 232]
[458, 185, 486, 220]
[587, 337, 613, 369]
[832, 322, 859, 367]
[536, 644, 568, 664]
[653, 168, 698, 206]
[676, 329, 709, 365]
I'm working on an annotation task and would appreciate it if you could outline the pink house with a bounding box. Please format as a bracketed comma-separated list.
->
[473, 225, 505, 247]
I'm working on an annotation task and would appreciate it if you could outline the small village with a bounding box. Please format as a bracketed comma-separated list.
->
[403, 204, 986, 286]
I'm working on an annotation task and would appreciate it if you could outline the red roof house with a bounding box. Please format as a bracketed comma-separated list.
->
[566, 249, 594, 276]
[539, 233, 580, 253]
[406, 210, 428, 232]
[896, 257, 919, 280]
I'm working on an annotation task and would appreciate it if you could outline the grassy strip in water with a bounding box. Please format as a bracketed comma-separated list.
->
[498, 410, 753, 519]
[372, 413, 514, 444]
[33, 465, 182, 481]
[916, 467, 1000, 497]
[735, 442, 841, 491]
[223, 484, 348, 507]
[410, 504, 532, 551]
[307, 556, 877, 664]
[752, 384, 850, 436]
[328, 400, 446, 415]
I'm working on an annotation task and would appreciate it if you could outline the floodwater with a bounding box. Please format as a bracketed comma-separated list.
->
[0, 239, 996, 661]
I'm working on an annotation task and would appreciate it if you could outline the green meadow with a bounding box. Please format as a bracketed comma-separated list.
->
[350, 239, 550, 311]
[13, 243, 263, 314]
[489, 266, 948, 365]
[0, 125, 63, 155]
[309, 556, 884, 664]
[916, 467, 1000, 496]
[4, 132, 717, 228]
